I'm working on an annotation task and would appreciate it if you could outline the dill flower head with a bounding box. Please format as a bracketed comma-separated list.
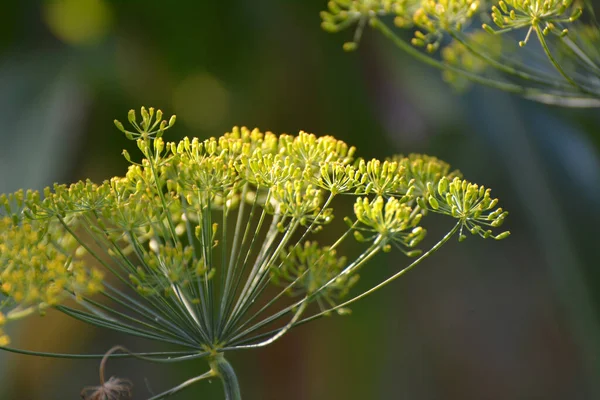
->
[442, 30, 505, 89]
[412, 0, 480, 52]
[0, 191, 103, 346]
[0, 107, 509, 398]
[418, 176, 510, 241]
[321, 0, 480, 52]
[483, 0, 583, 46]
[321, 0, 408, 50]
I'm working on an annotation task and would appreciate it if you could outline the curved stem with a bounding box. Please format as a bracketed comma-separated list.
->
[326, 222, 460, 312]
[371, 18, 600, 103]
[449, 31, 576, 90]
[370, 19, 537, 95]
[147, 370, 216, 400]
[561, 36, 600, 74]
[224, 241, 381, 345]
[226, 223, 460, 349]
[210, 355, 242, 400]
[0, 346, 205, 361]
[534, 26, 598, 96]
[227, 301, 308, 350]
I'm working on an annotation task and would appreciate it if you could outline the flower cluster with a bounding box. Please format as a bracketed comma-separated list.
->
[321, 0, 600, 105]
[442, 31, 505, 89]
[321, 0, 405, 50]
[419, 176, 510, 241]
[0, 191, 103, 346]
[0, 107, 509, 398]
[271, 241, 358, 312]
[412, 0, 480, 52]
[321, 0, 481, 52]
[483, 0, 582, 46]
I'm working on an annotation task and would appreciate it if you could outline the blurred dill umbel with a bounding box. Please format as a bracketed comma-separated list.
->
[0, 107, 508, 399]
[321, 0, 600, 107]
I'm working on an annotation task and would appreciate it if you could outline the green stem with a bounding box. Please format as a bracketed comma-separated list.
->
[370, 19, 534, 95]
[449, 31, 575, 90]
[371, 18, 600, 104]
[227, 223, 460, 348]
[319, 222, 460, 313]
[561, 36, 600, 74]
[210, 355, 242, 400]
[534, 26, 597, 96]
[147, 370, 216, 400]
[0, 346, 203, 361]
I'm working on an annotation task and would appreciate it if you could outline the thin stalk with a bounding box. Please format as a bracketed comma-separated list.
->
[240, 218, 299, 315]
[56, 216, 129, 288]
[371, 18, 598, 101]
[85, 215, 206, 341]
[220, 186, 261, 332]
[59, 215, 202, 341]
[224, 241, 381, 345]
[561, 36, 600, 74]
[228, 301, 308, 350]
[535, 26, 598, 96]
[220, 184, 249, 328]
[227, 223, 459, 348]
[216, 195, 230, 334]
[78, 295, 193, 344]
[319, 222, 460, 311]
[100, 283, 193, 341]
[127, 232, 210, 342]
[147, 370, 216, 400]
[197, 193, 215, 340]
[240, 194, 336, 314]
[181, 198, 203, 306]
[56, 306, 195, 347]
[145, 145, 178, 243]
[221, 199, 274, 335]
[230, 224, 357, 337]
[0, 346, 206, 361]
[449, 31, 577, 90]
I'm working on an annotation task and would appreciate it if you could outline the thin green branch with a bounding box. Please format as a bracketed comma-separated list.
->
[147, 370, 217, 400]
[370, 18, 599, 102]
[0, 346, 205, 361]
[534, 25, 598, 95]
[450, 31, 578, 91]
[227, 223, 459, 348]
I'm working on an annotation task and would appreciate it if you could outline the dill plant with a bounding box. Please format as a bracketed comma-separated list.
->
[321, 0, 600, 107]
[0, 107, 509, 399]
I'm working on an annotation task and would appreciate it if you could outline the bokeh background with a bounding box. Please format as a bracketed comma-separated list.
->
[1, 1, 600, 399]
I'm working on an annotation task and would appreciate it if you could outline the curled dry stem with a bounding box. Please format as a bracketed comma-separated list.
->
[80, 346, 133, 400]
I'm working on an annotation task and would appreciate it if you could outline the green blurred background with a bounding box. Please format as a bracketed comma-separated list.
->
[1, 1, 600, 399]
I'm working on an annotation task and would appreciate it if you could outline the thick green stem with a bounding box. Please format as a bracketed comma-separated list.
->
[210, 355, 242, 400]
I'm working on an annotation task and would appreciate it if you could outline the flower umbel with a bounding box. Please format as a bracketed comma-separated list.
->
[483, 0, 583, 46]
[419, 176, 510, 241]
[321, 0, 600, 106]
[0, 108, 509, 399]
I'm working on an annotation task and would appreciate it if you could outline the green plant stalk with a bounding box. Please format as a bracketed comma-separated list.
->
[534, 25, 598, 96]
[370, 18, 600, 104]
[227, 222, 460, 348]
[210, 354, 242, 400]
[0, 346, 205, 360]
[147, 370, 216, 400]
[561, 36, 600, 74]
[449, 31, 576, 90]
[371, 19, 536, 95]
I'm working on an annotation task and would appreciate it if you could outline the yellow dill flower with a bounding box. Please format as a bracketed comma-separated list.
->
[483, 0, 582, 46]
[412, 0, 480, 52]
[0, 107, 511, 400]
